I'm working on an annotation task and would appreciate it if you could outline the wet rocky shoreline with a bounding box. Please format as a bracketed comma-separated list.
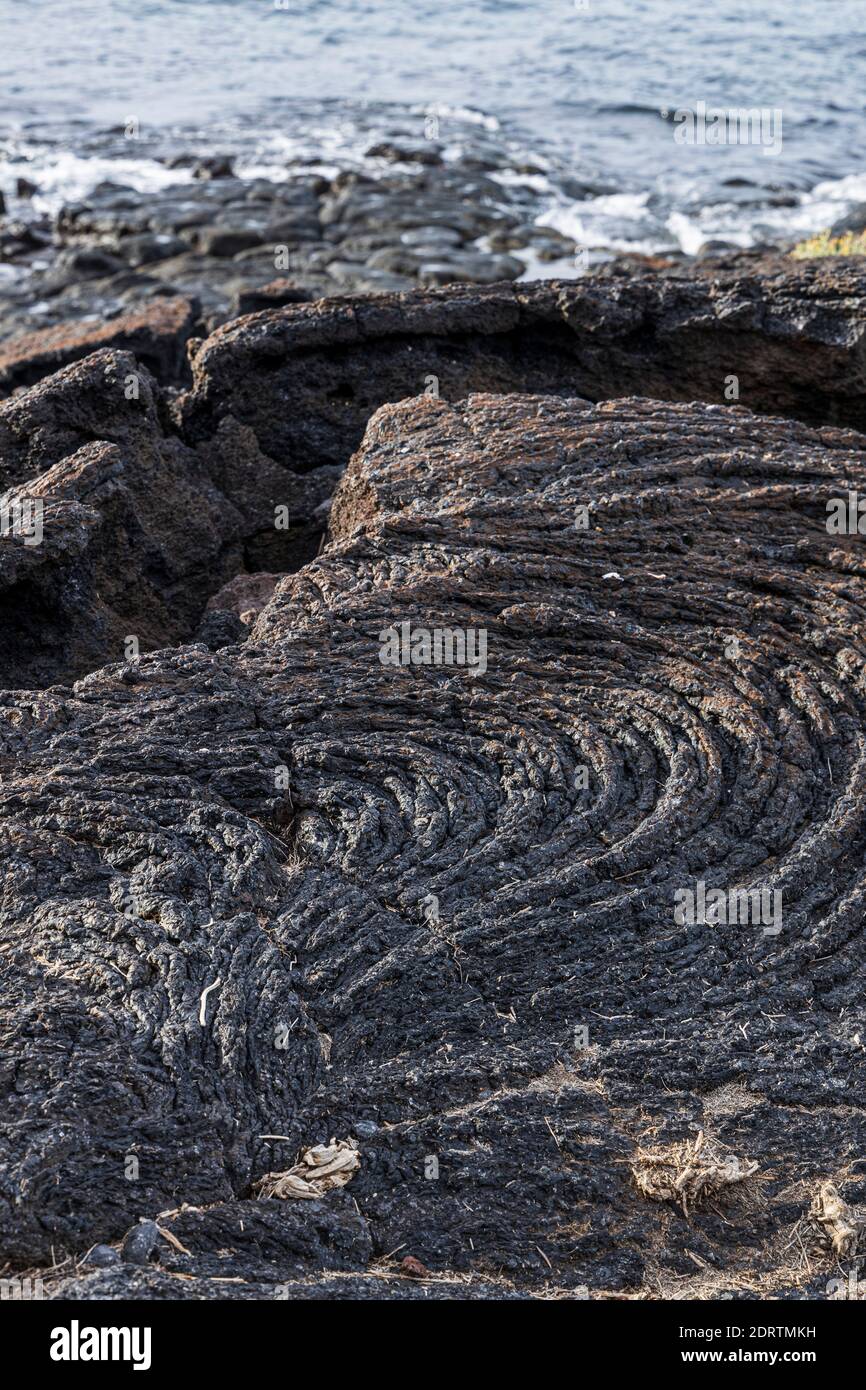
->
[5, 115, 850, 398]
[0, 138, 583, 349]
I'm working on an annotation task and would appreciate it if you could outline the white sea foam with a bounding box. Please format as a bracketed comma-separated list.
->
[493, 169, 555, 195]
[1, 149, 190, 215]
[533, 168, 866, 258]
[3, 98, 865, 269]
[420, 105, 500, 132]
[536, 192, 663, 252]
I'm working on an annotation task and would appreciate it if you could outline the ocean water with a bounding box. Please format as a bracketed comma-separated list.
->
[1, 0, 865, 257]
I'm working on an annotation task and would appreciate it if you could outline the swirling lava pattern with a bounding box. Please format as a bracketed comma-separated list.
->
[2, 391, 866, 1296]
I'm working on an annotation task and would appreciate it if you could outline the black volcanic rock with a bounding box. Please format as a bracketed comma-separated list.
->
[178, 266, 866, 473]
[27, 257, 865, 688]
[121, 1219, 160, 1265]
[0, 350, 332, 686]
[830, 203, 866, 236]
[0, 350, 243, 686]
[0, 346, 168, 487]
[2, 390, 866, 1299]
[231, 278, 313, 316]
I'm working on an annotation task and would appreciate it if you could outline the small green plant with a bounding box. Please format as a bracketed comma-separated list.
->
[791, 229, 866, 259]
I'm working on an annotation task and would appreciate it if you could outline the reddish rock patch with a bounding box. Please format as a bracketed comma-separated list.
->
[0, 295, 197, 395]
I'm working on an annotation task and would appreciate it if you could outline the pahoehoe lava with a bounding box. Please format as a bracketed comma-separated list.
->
[2, 364, 866, 1296]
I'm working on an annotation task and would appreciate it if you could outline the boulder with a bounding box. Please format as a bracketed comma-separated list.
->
[0, 296, 197, 395]
[179, 265, 866, 474]
[231, 278, 312, 317]
[0, 350, 330, 686]
[206, 571, 281, 624]
[0, 351, 242, 686]
[830, 202, 866, 237]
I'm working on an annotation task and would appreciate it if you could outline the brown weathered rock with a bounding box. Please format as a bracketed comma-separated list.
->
[190, 413, 337, 571]
[206, 571, 281, 625]
[0, 347, 172, 490]
[179, 264, 866, 473]
[0, 296, 197, 395]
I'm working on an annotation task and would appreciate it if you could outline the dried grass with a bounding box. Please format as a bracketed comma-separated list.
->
[809, 1181, 863, 1258]
[254, 1138, 360, 1200]
[632, 1129, 759, 1215]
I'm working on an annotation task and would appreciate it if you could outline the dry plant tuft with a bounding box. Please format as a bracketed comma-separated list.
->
[254, 1138, 360, 1200]
[632, 1129, 758, 1216]
[809, 1182, 863, 1259]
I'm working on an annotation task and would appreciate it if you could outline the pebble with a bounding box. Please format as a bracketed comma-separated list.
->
[120, 1219, 160, 1266]
[82, 1243, 120, 1268]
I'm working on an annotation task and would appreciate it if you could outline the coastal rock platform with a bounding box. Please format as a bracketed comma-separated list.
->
[2, 371, 865, 1297]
